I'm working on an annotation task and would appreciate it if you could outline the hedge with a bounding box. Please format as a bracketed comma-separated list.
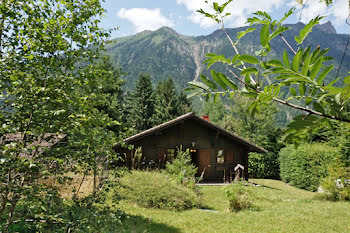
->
[279, 143, 338, 191]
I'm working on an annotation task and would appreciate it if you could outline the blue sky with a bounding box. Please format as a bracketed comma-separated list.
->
[100, 0, 349, 39]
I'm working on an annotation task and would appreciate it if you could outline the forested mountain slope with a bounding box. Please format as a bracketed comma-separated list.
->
[106, 22, 350, 91]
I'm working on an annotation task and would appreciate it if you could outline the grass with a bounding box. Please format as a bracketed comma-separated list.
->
[43, 172, 96, 199]
[113, 178, 350, 233]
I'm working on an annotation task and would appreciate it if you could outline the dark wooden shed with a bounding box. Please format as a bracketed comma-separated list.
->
[114, 112, 267, 182]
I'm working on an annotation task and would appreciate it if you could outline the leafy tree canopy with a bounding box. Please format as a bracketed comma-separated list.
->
[187, 0, 350, 144]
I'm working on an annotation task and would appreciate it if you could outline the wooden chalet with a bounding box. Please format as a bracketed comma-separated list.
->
[114, 112, 267, 182]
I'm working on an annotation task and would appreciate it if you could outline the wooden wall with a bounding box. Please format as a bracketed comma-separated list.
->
[123, 119, 249, 181]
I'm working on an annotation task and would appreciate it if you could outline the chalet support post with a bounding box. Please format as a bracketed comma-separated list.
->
[243, 150, 249, 180]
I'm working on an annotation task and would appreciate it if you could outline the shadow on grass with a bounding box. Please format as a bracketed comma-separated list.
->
[255, 184, 282, 191]
[120, 214, 180, 233]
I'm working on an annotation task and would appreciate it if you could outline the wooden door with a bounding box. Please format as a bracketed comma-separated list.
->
[198, 149, 211, 179]
[157, 148, 166, 168]
[225, 149, 234, 164]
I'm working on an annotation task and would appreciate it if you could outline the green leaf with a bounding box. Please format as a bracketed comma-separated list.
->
[260, 23, 270, 47]
[313, 101, 325, 114]
[295, 15, 324, 44]
[335, 93, 341, 104]
[310, 58, 323, 80]
[317, 65, 333, 85]
[299, 82, 306, 96]
[290, 87, 297, 96]
[283, 49, 290, 69]
[291, 50, 302, 72]
[234, 28, 256, 45]
[213, 2, 219, 11]
[266, 59, 283, 67]
[219, 73, 238, 90]
[269, 26, 290, 40]
[211, 70, 227, 90]
[326, 77, 341, 87]
[301, 54, 311, 76]
[239, 55, 260, 64]
[200, 75, 218, 89]
[188, 81, 210, 91]
[305, 97, 313, 105]
[241, 67, 258, 76]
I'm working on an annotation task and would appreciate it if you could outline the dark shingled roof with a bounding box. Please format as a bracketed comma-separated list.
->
[114, 112, 267, 153]
[1, 133, 66, 157]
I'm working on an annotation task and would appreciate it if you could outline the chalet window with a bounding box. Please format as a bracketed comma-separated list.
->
[167, 149, 176, 162]
[217, 149, 224, 164]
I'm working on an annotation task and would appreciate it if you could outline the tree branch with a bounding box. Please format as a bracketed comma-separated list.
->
[272, 97, 350, 123]
[279, 34, 297, 55]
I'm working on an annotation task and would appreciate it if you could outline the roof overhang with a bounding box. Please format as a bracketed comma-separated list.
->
[113, 112, 267, 153]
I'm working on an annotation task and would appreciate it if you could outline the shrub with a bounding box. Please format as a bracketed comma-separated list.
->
[165, 147, 199, 189]
[223, 182, 254, 212]
[115, 171, 200, 210]
[320, 158, 350, 201]
[248, 152, 280, 179]
[279, 143, 338, 191]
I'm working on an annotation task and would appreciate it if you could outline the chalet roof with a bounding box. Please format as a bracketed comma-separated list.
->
[114, 112, 267, 153]
[1, 133, 66, 157]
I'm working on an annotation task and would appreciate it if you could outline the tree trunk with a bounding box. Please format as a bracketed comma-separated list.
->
[5, 199, 18, 231]
[73, 170, 87, 200]
[0, 196, 7, 219]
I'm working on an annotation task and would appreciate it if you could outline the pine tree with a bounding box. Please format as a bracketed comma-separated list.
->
[129, 74, 155, 133]
[177, 91, 192, 115]
[152, 78, 181, 125]
[93, 56, 125, 136]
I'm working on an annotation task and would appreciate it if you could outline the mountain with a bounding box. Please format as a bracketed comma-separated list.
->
[105, 22, 350, 91]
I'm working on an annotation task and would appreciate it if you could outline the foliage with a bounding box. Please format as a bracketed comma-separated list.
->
[152, 78, 191, 125]
[165, 147, 199, 190]
[92, 56, 126, 137]
[327, 122, 350, 166]
[279, 143, 338, 191]
[115, 171, 201, 211]
[0, 0, 122, 228]
[320, 158, 350, 201]
[130, 147, 143, 170]
[223, 182, 254, 212]
[126, 76, 192, 133]
[249, 152, 280, 179]
[0, 193, 126, 233]
[127, 74, 155, 133]
[187, 0, 350, 143]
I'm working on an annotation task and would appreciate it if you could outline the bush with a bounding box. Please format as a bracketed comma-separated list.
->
[223, 182, 254, 212]
[165, 147, 199, 189]
[279, 143, 338, 191]
[248, 152, 280, 179]
[115, 171, 201, 210]
[321, 158, 350, 201]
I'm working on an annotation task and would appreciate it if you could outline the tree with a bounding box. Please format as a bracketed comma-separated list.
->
[92, 56, 126, 137]
[128, 74, 155, 133]
[152, 78, 179, 125]
[187, 0, 350, 143]
[152, 77, 191, 125]
[177, 91, 193, 115]
[0, 0, 118, 228]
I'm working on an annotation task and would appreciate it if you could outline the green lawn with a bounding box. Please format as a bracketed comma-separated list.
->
[115, 179, 350, 233]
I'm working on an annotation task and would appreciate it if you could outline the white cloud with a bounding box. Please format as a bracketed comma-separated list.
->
[117, 8, 174, 33]
[177, 0, 282, 28]
[290, 0, 348, 26]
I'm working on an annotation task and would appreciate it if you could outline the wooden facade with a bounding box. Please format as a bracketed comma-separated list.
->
[114, 112, 267, 182]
